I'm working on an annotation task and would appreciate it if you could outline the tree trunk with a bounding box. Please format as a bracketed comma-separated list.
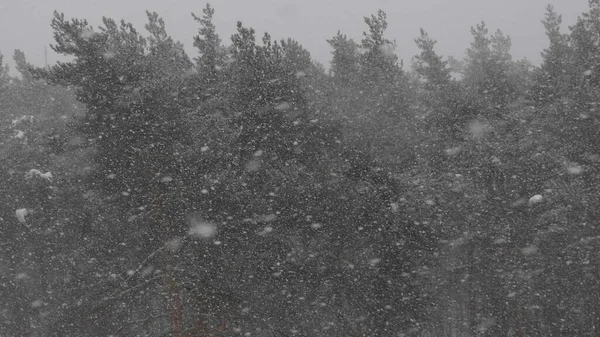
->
[164, 251, 185, 337]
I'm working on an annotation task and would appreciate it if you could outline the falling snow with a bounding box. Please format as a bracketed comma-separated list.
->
[2, 3, 600, 336]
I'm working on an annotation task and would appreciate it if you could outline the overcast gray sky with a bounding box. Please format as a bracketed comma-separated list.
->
[0, 0, 590, 74]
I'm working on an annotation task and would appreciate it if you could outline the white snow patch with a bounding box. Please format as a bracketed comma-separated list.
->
[587, 153, 600, 162]
[188, 219, 217, 238]
[275, 102, 291, 111]
[259, 214, 277, 222]
[521, 245, 538, 256]
[445, 147, 461, 156]
[258, 226, 274, 236]
[528, 194, 543, 205]
[160, 176, 173, 183]
[469, 120, 486, 138]
[369, 258, 382, 266]
[15, 208, 30, 223]
[80, 27, 96, 41]
[567, 164, 583, 175]
[141, 265, 155, 277]
[310, 223, 323, 229]
[103, 51, 116, 59]
[165, 238, 182, 251]
[253, 150, 264, 157]
[245, 160, 261, 172]
[11, 115, 33, 128]
[379, 44, 396, 58]
[25, 169, 53, 182]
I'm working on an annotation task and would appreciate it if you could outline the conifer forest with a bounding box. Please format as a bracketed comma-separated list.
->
[2, 2, 600, 336]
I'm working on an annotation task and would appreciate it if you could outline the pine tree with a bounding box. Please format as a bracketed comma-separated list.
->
[557, 1, 600, 158]
[13, 49, 34, 82]
[359, 10, 401, 86]
[413, 28, 451, 91]
[327, 31, 360, 85]
[463, 22, 515, 108]
[489, 29, 516, 103]
[536, 5, 571, 101]
[192, 3, 225, 83]
[463, 22, 492, 99]
[223, 22, 337, 167]
[412, 28, 464, 140]
[356, 10, 407, 117]
[570, 0, 600, 89]
[0, 53, 9, 90]
[32, 11, 195, 335]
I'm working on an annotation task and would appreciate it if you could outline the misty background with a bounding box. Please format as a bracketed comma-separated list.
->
[0, 0, 589, 73]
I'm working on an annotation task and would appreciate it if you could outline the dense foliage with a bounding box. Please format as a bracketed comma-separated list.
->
[2, 2, 600, 336]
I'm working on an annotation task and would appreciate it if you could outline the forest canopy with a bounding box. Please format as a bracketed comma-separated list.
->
[1, 2, 600, 336]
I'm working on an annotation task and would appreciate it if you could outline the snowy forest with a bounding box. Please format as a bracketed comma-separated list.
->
[1, 1, 600, 336]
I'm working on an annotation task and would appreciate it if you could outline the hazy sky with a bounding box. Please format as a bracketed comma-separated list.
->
[0, 0, 590, 74]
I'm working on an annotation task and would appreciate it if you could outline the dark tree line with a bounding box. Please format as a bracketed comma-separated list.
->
[1, 1, 600, 336]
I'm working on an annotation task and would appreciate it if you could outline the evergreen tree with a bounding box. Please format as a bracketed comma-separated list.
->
[13, 49, 34, 82]
[359, 10, 408, 117]
[535, 5, 572, 102]
[554, 1, 600, 161]
[412, 28, 467, 152]
[11, 4, 600, 336]
[36, 11, 192, 213]
[192, 3, 225, 84]
[327, 31, 360, 85]
[570, 0, 600, 92]
[490, 29, 517, 102]
[412, 28, 451, 91]
[463, 22, 516, 108]
[32, 11, 195, 335]
[0, 53, 9, 90]
[359, 10, 401, 86]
